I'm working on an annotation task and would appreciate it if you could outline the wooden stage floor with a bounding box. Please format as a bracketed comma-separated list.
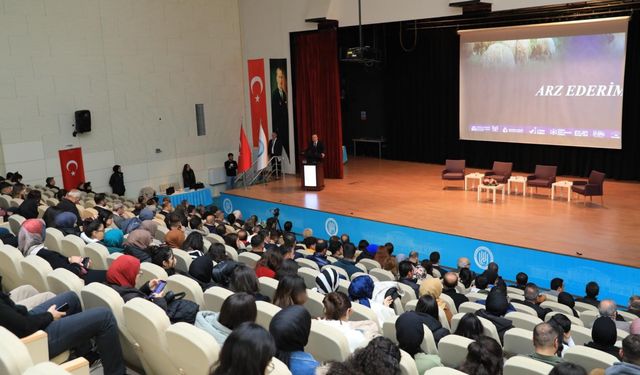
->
[227, 157, 640, 268]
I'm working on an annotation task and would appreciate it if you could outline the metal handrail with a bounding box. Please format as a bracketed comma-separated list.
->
[235, 155, 284, 188]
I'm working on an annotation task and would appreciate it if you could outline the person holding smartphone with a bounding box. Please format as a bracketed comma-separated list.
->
[105, 254, 169, 311]
[0, 289, 125, 375]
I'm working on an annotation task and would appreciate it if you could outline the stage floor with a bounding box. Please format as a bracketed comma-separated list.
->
[227, 157, 640, 268]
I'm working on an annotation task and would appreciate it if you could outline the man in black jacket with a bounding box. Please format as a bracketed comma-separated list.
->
[0, 290, 125, 374]
[442, 272, 469, 310]
[304, 134, 325, 164]
[56, 189, 82, 224]
[512, 283, 553, 320]
[398, 261, 420, 299]
[268, 131, 283, 178]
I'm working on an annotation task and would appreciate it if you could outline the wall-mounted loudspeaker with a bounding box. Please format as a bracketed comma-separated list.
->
[73, 110, 91, 137]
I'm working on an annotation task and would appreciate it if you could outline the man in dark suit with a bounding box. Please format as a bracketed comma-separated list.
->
[442, 272, 469, 310]
[511, 283, 552, 320]
[268, 131, 283, 178]
[56, 189, 82, 224]
[304, 134, 325, 164]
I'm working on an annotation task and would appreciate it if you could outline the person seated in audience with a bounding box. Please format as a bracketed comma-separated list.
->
[18, 218, 106, 283]
[186, 216, 206, 236]
[273, 275, 307, 309]
[628, 296, 640, 318]
[255, 249, 283, 278]
[328, 238, 343, 258]
[306, 238, 330, 268]
[53, 211, 80, 236]
[230, 264, 270, 302]
[420, 277, 453, 322]
[202, 212, 216, 233]
[106, 254, 169, 310]
[45, 177, 60, 192]
[249, 233, 266, 255]
[383, 256, 398, 279]
[512, 283, 552, 320]
[98, 209, 114, 229]
[311, 267, 339, 294]
[15, 189, 41, 219]
[396, 310, 443, 373]
[92, 193, 112, 218]
[475, 288, 513, 344]
[527, 322, 565, 366]
[398, 260, 420, 298]
[275, 257, 299, 280]
[0, 287, 125, 374]
[181, 231, 205, 259]
[165, 218, 186, 249]
[269, 305, 319, 375]
[349, 275, 395, 326]
[454, 313, 484, 340]
[587, 317, 623, 359]
[549, 313, 576, 354]
[0, 180, 13, 196]
[333, 242, 360, 278]
[549, 362, 588, 375]
[354, 240, 371, 261]
[412, 295, 450, 343]
[512, 272, 529, 290]
[472, 274, 490, 294]
[576, 281, 601, 307]
[302, 236, 317, 255]
[457, 336, 504, 375]
[606, 334, 640, 374]
[149, 245, 178, 276]
[110, 203, 126, 228]
[10, 182, 26, 199]
[321, 337, 401, 375]
[55, 189, 82, 224]
[211, 322, 276, 375]
[456, 256, 473, 273]
[545, 277, 565, 297]
[225, 232, 242, 251]
[123, 228, 153, 262]
[443, 272, 469, 310]
[196, 292, 256, 345]
[557, 292, 580, 318]
[429, 251, 445, 277]
[458, 267, 474, 294]
[77, 181, 94, 194]
[102, 228, 124, 254]
[631, 319, 640, 335]
[600, 299, 631, 332]
[373, 244, 390, 268]
[476, 279, 517, 313]
[188, 244, 225, 290]
[138, 219, 158, 239]
[80, 219, 104, 244]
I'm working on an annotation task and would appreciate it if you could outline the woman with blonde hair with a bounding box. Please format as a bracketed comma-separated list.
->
[419, 278, 453, 323]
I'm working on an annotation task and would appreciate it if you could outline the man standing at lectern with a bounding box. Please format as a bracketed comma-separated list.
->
[305, 134, 325, 164]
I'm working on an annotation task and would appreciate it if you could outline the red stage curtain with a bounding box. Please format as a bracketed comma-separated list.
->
[293, 29, 344, 179]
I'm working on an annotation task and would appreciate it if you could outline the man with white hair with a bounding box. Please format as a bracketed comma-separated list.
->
[112, 203, 126, 228]
[56, 189, 82, 224]
[600, 299, 631, 332]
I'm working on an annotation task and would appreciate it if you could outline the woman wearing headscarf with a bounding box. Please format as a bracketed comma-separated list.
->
[123, 229, 153, 263]
[108, 165, 125, 196]
[18, 219, 106, 283]
[419, 278, 453, 323]
[474, 288, 513, 345]
[269, 306, 319, 375]
[138, 208, 155, 222]
[189, 253, 216, 290]
[396, 311, 443, 374]
[182, 164, 196, 189]
[102, 228, 124, 254]
[314, 268, 340, 295]
[139, 220, 158, 237]
[348, 275, 395, 327]
[105, 255, 167, 311]
[586, 317, 621, 359]
[53, 211, 80, 236]
[557, 292, 580, 318]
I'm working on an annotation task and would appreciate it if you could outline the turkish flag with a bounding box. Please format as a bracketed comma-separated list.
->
[238, 126, 252, 173]
[58, 147, 86, 190]
[247, 59, 269, 147]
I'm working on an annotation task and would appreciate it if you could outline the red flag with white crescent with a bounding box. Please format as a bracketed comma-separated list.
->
[238, 126, 252, 173]
[58, 147, 86, 190]
[247, 59, 269, 147]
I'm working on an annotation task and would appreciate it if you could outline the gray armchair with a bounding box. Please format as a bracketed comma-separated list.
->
[442, 159, 465, 189]
[484, 161, 513, 183]
[572, 170, 605, 205]
[527, 165, 557, 193]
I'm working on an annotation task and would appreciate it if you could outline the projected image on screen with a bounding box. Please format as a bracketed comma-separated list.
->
[459, 17, 628, 149]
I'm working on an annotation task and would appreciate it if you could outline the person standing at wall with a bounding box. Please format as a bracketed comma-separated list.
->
[182, 164, 196, 189]
[109, 165, 125, 196]
[225, 153, 238, 190]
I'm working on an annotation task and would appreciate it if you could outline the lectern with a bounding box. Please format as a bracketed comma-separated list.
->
[302, 161, 324, 191]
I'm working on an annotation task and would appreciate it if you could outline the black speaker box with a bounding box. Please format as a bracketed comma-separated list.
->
[75, 110, 91, 133]
[192, 182, 204, 190]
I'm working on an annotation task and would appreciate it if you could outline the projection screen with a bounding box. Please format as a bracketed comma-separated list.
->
[459, 17, 629, 149]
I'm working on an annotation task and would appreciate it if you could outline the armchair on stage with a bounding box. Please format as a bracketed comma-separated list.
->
[484, 161, 513, 183]
[527, 165, 557, 195]
[441, 159, 465, 189]
[572, 170, 605, 205]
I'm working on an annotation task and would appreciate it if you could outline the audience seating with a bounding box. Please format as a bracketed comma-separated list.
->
[569, 324, 592, 346]
[337, 278, 351, 295]
[437, 335, 474, 368]
[463, 292, 487, 303]
[571, 170, 606, 204]
[269, 357, 293, 375]
[563, 346, 618, 372]
[357, 259, 381, 271]
[23, 361, 77, 375]
[505, 311, 542, 331]
[255, 300, 281, 330]
[123, 298, 179, 375]
[37, 205, 48, 219]
[295, 257, 320, 271]
[166, 322, 220, 375]
[617, 310, 637, 322]
[106, 252, 123, 267]
[439, 293, 458, 315]
[20, 255, 53, 292]
[580, 310, 599, 328]
[80, 283, 146, 373]
[541, 293, 558, 302]
[507, 287, 524, 296]
[574, 301, 599, 314]
[354, 262, 368, 273]
[171, 248, 192, 274]
[441, 159, 466, 189]
[304, 288, 326, 318]
[350, 271, 368, 281]
[540, 300, 575, 316]
[424, 367, 467, 374]
[617, 329, 629, 341]
[44, 228, 64, 252]
[438, 308, 451, 331]
[545, 311, 584, 327]
[350, 302, 381, 329]
[396, 283, 417, 308]
[477, 316, 502, 344]
[0, 195, 11, 209]
[238, 252, 261, 269]
[258, 277, 279, 301]
[404, 299, 417, 312]
[512, 302, 538, 317]
[382, 316, 399, 344]
[306, 320, 350, 362]
[136, 262, 168, 289]
[421, 324, 439, 355]
[0, 244, 25, 291]
[503, 356, 553, 375]
[206, 233, 224, 244]
[203, 286, 234, 312]
[458, 301, 485, 314]
[8, 214, 25, 235]
[166, 274, 204, 307]
[507, 293, 525, 302]
[46, 268, 84, 295]
[399, 349, 419, 375]
[59, 235, 86, 258]
[503, 327, 535, 356]
[223, 245, 238, 261]
[83, 243, 109, 270]
[322, 264, 348, 280]
[298, 267, 320, 289]
[369, 268, 395, 282]
[155, 227, 168, 242]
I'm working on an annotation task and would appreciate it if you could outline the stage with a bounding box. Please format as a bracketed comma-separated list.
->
[226, 157, 640, 268]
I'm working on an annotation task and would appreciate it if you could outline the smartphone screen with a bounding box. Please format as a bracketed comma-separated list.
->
[152, 280, 167, 295]
[56, 303, 69, 312]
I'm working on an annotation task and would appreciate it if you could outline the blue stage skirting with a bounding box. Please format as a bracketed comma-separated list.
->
[157, 188, 213, 207]
[220, 193, 639, 306]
